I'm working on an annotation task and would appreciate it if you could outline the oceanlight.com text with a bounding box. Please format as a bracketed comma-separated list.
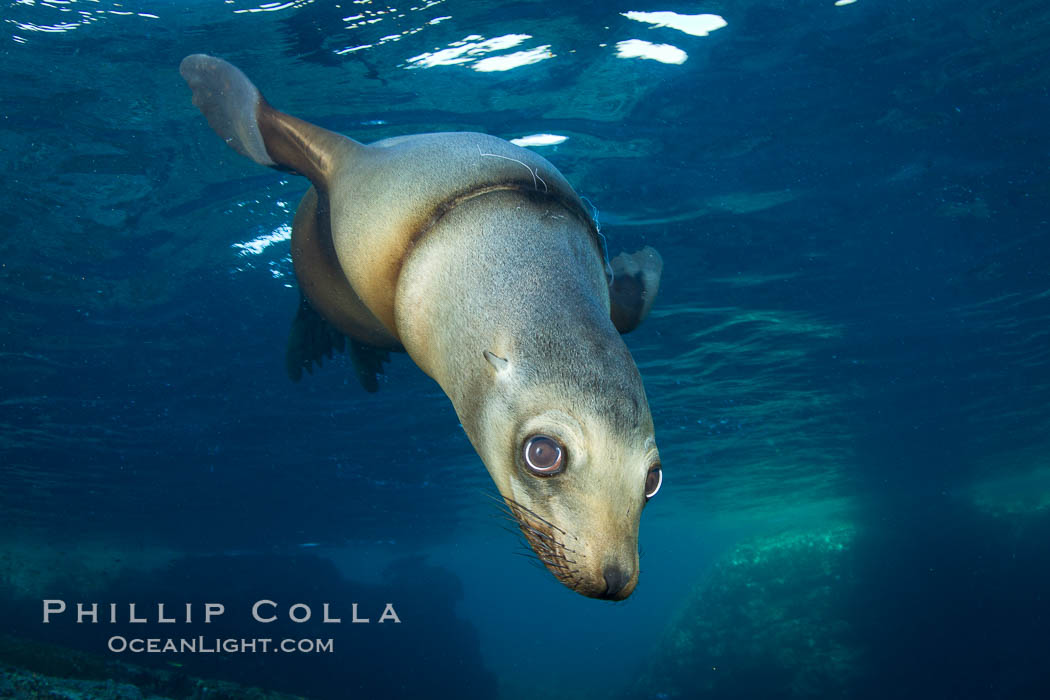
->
[108, 636, 334, 654]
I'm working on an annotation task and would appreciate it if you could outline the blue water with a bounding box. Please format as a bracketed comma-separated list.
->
[2, 1, 1049, 698]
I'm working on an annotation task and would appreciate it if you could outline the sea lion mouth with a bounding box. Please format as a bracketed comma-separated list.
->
[494, 495, 583, 590]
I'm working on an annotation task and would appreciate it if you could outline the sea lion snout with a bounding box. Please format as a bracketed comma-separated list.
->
[485, 404, 655, 600]
[554, 528, 640, 600]
[600, 564, 634, 600]
[502, 488, 642, 600]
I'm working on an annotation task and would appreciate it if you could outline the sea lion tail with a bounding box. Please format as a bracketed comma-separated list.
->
[179, 54, 359, 189]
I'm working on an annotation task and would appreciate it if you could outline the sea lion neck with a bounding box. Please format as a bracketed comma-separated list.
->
[393, 188, 614, 423]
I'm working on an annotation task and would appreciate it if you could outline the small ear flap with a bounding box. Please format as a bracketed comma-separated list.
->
[609, 245, 663, 334]
[484, 350, 510, 373]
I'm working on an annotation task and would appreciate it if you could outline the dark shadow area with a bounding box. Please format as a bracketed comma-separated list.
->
[0, 553, 497, 700]
[624, 498, 1050, 700]
[845, 495, 1050, 700]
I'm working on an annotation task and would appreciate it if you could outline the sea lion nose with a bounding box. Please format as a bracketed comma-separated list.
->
[600, 564, 631, 599]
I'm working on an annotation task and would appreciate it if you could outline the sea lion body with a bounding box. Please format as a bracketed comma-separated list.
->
[181, 54, 664, 599]
[327, 133, 598, 335]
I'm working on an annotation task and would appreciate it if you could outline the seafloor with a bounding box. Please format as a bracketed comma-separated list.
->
[0, 635, 303, 700]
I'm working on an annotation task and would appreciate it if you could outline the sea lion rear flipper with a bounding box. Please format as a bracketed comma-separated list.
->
[286, 296, 345, 382]
[286, 296, 390, 392]
[609, 246, 663, 334]
[347, 340, 391, 394]
[179, 53, 361, 188]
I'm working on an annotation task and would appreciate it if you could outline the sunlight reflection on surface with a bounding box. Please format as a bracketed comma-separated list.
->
[621, 10, 727, 37]
[510, 134, 569, 147]
[615, 38, 687, 64]
[406, 33, 554, 71]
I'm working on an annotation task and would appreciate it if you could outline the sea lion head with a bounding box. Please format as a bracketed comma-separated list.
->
[472, 319, 662, 601]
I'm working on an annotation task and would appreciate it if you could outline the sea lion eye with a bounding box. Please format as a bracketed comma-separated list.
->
[644, 464, 662, 500]
[523, 435, 565, 476]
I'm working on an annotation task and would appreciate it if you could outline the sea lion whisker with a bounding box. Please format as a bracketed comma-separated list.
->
[526, 543, 555, 558]
[508, 531, 547, 557]
[500, 524, 525, 538]
[486, 500, 517, 521]
[504, 530, 544, 556]
[522, 528, 562, 554]
[492, 503, 547, 539]
[491, 500, 542, 534]
[514, 553, 547, 572]
[485, 495, 573, 570]
[499, 518, 558, 562]
[512, 540, 542, 556]
[528, 539, 555, 554]
[519, 522, 557, 543]
[519, 530, 565, 563]
[523, 536, 556, 556]
[523, 522, 574, 554]
[483, 492, 522, 520]
[501, 496, 567, 535]
[482, 490, 513, 508]
[535, 554, 569, 570]
[515, 547, 541, 560]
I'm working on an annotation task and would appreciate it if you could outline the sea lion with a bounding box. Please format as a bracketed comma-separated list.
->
[180, 54, 664, 600]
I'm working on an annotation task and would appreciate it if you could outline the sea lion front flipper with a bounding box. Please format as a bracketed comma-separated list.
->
[179, 54, 360, 189]
[609, 246, 663, 334]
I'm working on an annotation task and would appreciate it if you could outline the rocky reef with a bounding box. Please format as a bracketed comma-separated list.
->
[631, 525, 858, 699]
[629, 478, 1050, 700]
[0, 634, 304, 700]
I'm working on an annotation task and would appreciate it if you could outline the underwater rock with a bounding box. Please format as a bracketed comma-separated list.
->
[969, 466, 1050, 518]
[0, 635, 306, 699]
[0, 669, 146, 700]
[0, 534, 178, 603]
[631, 526, 858, 699]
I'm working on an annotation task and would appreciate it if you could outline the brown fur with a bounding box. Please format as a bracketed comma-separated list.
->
[180, 54, 662, 599]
